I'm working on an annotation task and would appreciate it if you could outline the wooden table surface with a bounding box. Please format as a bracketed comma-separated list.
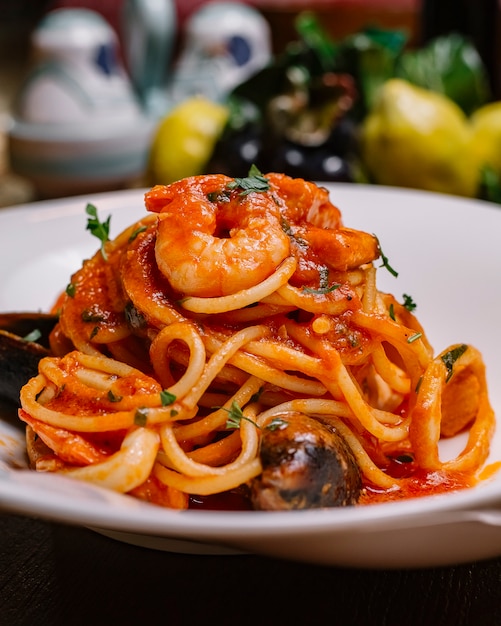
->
[2, 510, 501, 626]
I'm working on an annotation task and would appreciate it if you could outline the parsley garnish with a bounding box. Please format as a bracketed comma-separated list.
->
[160, 390, 176, 406]
[374, 236, 398, 277]
[223, 400, 288, 431]
[66, 282, 76, 298]
[407, 332, 422, 344]
[22, 329, 42, 343]
[107, 390, 123, 402]
[225, 400, 248, 429]
[129, 225, 147, 242]
[134, 408, 148, 426]
[389, 303, 395, 320]
[441, 344, 468, 382]
[81, 309, 105, 323]
[266, 417, 288, 431]
[402, 293, 417, 312]
[86, 203, 111, 260]
[226, 165, 270, 196]
[303, 284, 341, 295]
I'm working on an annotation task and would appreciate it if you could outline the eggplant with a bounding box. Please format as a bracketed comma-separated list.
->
[250, 411, 362, 510]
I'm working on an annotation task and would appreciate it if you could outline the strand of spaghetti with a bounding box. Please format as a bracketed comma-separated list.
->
[182, 429, 241, 465]
[361, 264, 377, 312]
[38, 353, 163, 406]
[158, 405, 260, 477]
[179, 325, 271, 411]
[319, 345, 409, 442]
[324, 416, 401, 490]
[173, 375, 264, 441]
[410, 345, 495, 472]
[276, 282, 358, 315]
[63, 428, 160, 492]
[154, 458, 263, 495]
[203, 332, 328, 396]
[229, 350, 327, 395]
[242, 339, 325, 378]
[106, 336, 152, 372]
[256, 398, 353, 428]
[351, 310, 432, 373]
[149, 321, 207, 395]
[52, 352, 166, 407]
[20, 375, 145, 431]
[209, 302, 295, 324]
[180, 256, 297, 313]
[371, 344, 411, 395]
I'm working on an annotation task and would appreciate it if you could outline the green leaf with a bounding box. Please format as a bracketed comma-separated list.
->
[227, 165, 270, 196]
[441, 344, 468, 382]
[86, 203, 111, 260]
[160, 390, 176, 406]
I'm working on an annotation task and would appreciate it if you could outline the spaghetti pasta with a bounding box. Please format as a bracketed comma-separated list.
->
[18, 171, 496, 510]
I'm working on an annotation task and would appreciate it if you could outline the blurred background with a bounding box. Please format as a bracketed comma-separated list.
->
[1, 0, 501, 207]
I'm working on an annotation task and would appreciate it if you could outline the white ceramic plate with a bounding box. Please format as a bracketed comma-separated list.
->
[1, 184, 501, 569]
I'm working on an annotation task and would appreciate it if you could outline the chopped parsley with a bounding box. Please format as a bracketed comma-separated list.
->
[107, 390, 123, 403]
[374, 235, 398, 277]
[129, 225, 147, 242]
[226, 165, 270, 196]
[224, 400, 288, 431]
[303, 283, 341, 295]
[407, 332, 422, 344]
[81, 309, 105, 323]
[160, 390, 176, 406]
[402, 293, 417, 312]
[22, 329, 42, 343]
[66, 282, 76, 298]
[86, 203, 111, 260]
[441, 344, 468, 382]
[134, 408, 148, 427]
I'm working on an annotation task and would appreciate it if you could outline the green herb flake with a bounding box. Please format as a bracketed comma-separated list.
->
[129, 225, 147, 242]
[407, 332, 422, 344]
[160, 390, 176, 406]
[225, 400, 246, 429]
[303, 283, 341, 295]
[22, 329, 42, 343]
[134, 408, 148, 427]
[86, 203, 111, 260]
[441, 344, 468, 382]
[374, 235, 398, 277]
[124, 302, 147, 330]
[107, 390, 123, 403]
[66, 282, 76, 298]
[207, 190, 231, 203]
[402, 293, 417, 312]
[388, 303, 395, 321]
[226, 165, 270, 196]
[266, 417, 288, 431]
[81, 309, 105, 323]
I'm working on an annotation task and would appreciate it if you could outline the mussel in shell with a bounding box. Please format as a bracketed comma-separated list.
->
[250, 412, 362, 510]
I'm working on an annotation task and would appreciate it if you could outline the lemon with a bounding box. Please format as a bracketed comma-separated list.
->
[361, 79, 479, 197]
[470, 101, 501, 174]
[147, 96, 229, 184]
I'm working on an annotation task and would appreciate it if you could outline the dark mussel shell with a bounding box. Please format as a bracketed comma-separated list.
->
[0, 313, 57, 405]
[250, 411, 362, 510]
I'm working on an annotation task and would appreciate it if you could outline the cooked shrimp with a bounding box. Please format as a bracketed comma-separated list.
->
[145, 176, 291, 298]
[267, 172, 379, 272]
[267, 172, 342, 229]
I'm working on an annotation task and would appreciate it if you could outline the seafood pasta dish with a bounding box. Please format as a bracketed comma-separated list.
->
[18, 170, 495, 511]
